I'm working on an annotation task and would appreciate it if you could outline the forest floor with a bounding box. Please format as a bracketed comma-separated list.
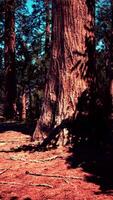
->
[0, 122, 113, 200]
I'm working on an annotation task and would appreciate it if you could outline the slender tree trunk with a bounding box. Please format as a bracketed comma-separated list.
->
[33, 0, 95, 145]
[4, 0, 16, 119]
[22, 93, 26, 120]
[45, 0, 51, 57]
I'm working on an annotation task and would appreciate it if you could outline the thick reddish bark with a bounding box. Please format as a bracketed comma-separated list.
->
[4, 0, 16, 119]
[33, 0, 94, 144]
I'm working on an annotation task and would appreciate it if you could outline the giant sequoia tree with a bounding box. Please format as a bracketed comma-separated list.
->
[33, 0, 95, 144]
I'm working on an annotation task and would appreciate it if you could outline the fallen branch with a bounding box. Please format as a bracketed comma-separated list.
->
[0, 141, 6, 143]
[9, 155, 64, 163]
[0, 168, 9, 175]
[0, 181, 53, 188]
[0, 181, 21, 185]
[26, 171, 83, 180]
[0, 149, 13, 152]
[63, 179, 69, 184]
[29, 183, 53, 188]
[0, 139, 30, 143]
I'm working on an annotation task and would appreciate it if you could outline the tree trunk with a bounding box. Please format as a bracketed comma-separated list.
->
[33, 0, 95, 145]
[22, 93, 26, 120]
[45, 0, 51, 57]
[4, 0, 16, 119]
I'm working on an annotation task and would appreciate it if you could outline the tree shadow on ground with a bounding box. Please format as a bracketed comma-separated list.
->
[66, 88, 113, 194]
[0, 120, 36, 136]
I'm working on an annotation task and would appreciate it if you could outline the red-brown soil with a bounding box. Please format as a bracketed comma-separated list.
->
[0, 130, 113, 200]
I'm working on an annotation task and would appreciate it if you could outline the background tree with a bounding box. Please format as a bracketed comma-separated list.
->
[0, 0, 5, 104]
[4, 0, 16, 119]
[14, 0, 51, 120]
[95, 0, 112, 91]
[44, 0, 51, 57]
[95, 0, 112, 120]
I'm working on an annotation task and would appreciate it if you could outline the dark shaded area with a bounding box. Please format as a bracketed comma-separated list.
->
[0, 120, 36, 136]
[0, 143, 41, 153]
[86, 0, 95, 15]
[66, 88, 113, 194]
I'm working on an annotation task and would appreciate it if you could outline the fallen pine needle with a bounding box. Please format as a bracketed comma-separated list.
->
[0, 181, 22, 185]
[0, 168, 9, 175]
[0, 181, 53, 188]
[0, 140, 29, 143]
[9, 155, 64, 163]
[26, 171, 83, 180]
[29, 183, 53, 188]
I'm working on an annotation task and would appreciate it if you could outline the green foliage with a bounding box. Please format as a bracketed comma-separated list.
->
[15, 0, 51, 119]
[95, 0, 112, 91]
